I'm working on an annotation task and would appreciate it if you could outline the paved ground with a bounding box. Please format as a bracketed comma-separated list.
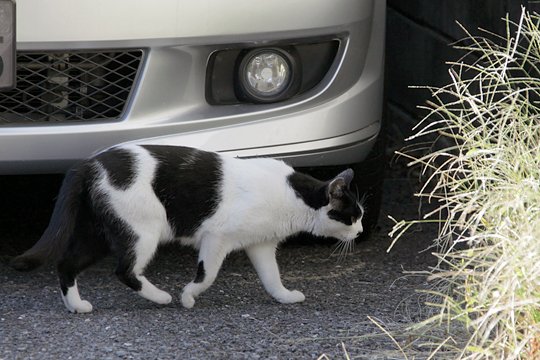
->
[0, 177, 437, 359]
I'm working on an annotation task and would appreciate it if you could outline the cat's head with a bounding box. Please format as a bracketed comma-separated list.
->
[313, 169, 365, 242]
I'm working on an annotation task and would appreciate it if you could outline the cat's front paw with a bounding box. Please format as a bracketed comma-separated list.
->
[274, 290, 305, 304]
[139, 288, 172, 305]
[181, 283, 197, 309]
[181, 292, 196, 309]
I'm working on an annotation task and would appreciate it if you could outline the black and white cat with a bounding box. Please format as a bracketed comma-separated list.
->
[11, 145, 364, 313]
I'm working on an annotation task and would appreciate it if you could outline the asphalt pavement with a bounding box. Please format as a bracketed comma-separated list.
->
[0, 177, 437, 359]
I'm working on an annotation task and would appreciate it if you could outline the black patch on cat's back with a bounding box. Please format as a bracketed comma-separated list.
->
[94, 147, 136, 190]
[287, 172, 328, 209]
[142, 145, 222, 237]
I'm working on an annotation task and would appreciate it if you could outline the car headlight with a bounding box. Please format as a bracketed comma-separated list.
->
[238, 49, 295, 103]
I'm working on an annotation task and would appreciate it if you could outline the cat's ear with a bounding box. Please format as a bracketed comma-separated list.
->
[327, 168, 354, 199]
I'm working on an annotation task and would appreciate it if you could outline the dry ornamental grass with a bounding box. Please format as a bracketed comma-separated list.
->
[389, 7, 540, 360]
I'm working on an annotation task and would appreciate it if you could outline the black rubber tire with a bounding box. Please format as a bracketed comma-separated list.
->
[351, 136, 385, 240]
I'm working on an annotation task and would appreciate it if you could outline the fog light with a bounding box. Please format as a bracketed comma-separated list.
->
[238, 49, 296, 103]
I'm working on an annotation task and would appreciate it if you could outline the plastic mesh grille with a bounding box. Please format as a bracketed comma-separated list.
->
[0, 50, 143, 124]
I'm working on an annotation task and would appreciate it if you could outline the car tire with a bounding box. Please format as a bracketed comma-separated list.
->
[351, 135, 385, 241]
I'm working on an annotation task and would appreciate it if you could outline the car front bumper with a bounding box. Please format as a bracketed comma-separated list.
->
[0, 0, 385, 174]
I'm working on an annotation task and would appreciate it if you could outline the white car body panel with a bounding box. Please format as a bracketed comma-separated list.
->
[18, 0, 372, 42]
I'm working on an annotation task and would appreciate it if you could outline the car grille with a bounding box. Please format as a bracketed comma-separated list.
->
[0, 50, 144, 125]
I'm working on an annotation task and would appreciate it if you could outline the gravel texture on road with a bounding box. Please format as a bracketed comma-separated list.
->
[0, 178, 437, 359]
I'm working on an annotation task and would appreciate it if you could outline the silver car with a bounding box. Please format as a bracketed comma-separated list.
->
[0, 0, 385, 232]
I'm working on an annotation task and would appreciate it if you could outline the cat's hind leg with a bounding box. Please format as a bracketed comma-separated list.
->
[59, 263, 94, 314]
[181, 236, 229, 309]
[115, 233, 172, 305]
[57, 230, 109, 313]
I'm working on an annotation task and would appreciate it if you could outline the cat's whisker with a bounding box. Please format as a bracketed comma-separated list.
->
[337, 245, 345, 262]
[342, 241, 349, 259]
[341, 250, 348, 262]
[339, 239, 355, 261]
[346, 242, 353, 257]
[359, 192, 368, 208]
[336, 240, 352, 262]
[332, 240, 352, 263]
[331, 240, 345, 258]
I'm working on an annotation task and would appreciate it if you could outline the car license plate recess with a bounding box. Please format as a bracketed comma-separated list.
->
[0, 0, 16, 90]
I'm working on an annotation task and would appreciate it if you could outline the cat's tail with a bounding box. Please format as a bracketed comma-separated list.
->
[10, 161, 92, 271]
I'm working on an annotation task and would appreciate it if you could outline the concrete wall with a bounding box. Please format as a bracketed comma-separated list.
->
[385, 0, 539, 139]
